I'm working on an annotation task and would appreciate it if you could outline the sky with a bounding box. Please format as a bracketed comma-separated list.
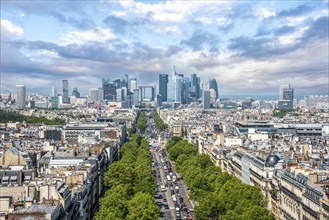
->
[1, 0, 328, 97]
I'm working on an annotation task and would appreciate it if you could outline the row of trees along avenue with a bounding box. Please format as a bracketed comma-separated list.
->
[136, 112, 147, 133]
[95, 134, 159, 220]
[166, 137, 275, 220]
[151, 111, 167, 131]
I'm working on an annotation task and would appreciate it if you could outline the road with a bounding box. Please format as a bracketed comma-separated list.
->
[152, 145, 194, 220]
[147, 112, 194, 219]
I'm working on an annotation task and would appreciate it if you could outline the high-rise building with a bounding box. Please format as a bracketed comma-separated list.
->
[278, 84, 294, 110]
[131, 89, 140, 106]
[181, 77, 191, 104]
[51, 86, 57, 97]
[129, 78, 137, 91]
[90, 88, 101, 102]
[167, 69, 182, 102]
[283, 87, 294, 101]
[202, 90, 211, 109]
[209, 78, 219, 99]
[159, 74, 168, 102]
[16, 85, 26, 109]
[190, 73, 200, 98]
[102, 78, 117, 101]
[62, 80, 69, 103]
[72, 87, 80, 98]
[279, 84, 290, 100]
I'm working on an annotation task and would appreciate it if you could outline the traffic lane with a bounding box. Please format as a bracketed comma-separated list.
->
[163, 159, 194, 219]
[153, 151, 176, 220]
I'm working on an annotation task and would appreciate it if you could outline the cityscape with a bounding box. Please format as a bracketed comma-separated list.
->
[1, 1, 329, 220]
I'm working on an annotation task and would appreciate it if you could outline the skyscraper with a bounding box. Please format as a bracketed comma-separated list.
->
[51, 86, 57, 97]
[102, 78, 117, 101]
[278, 84, 294, 109]
[190, 73, 200, 98]
[159, 74, 168, 102]
[279, 84, 290, 100]
[181, 77, 191, 104]
[129, 78, 137, 91]
[209, 78, 219, 99]
[72, 87, 80, 98]
[167, 70, 182, 103]
[202, 90, 211, 109]
[90, 88, 101, 102]
[62, 80, 69, 103]
[16, 85, 26, 109]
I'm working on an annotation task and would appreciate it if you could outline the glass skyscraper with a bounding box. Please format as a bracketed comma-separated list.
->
[190, 73, 200, 98]
[16, 85, 26, 109]
[102, 78, 117, 101]
[209, 78, 219, 100]
[167, 72, 182, 103]
[62, 80, 69, 103]
[159, 74, 168, 102]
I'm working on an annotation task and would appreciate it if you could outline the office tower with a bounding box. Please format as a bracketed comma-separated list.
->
[116, 88, 123, 101]
[51, 96, 58, 108]
[279, 84, 290, 100]
[132, 89, 140, 106]
[51, 86, 57, 97]
[181, 77, 191, 104]
[190, 73, 200, 98]
[278, 84, 294, 110]
[113, 79, 121, 88]
[102, 78, 117, 101]
[16, 85, 26, 109]
[129, 78, 137, 91]
[283, 87, 294, 101]
[62, 80, 69, 103]
[202, 90, 211, 109]
[167, 69, 182, 102]
[72, 87, 80, 98]
[90, 88, 101, 102]
[159, 74, 168, 102]
[209, 78, 219, 99]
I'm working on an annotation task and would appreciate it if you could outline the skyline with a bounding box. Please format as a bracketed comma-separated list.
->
[1, 0, 328, 96]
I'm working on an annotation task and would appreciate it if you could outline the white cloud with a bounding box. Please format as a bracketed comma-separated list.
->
[153, 26, 182, 35]
[278, 27, 308, 45]
[120, 1, 226, 23]
[1, 19, 24, 37]
[216, 17, 232, 28]
[253, 6, 276, 20]
[194, 17, 213, 25]
[60, 27, 115, 45]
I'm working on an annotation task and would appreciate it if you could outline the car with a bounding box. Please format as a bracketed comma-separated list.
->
[163, 198, 167, 202]
[163, 203, 169, 209]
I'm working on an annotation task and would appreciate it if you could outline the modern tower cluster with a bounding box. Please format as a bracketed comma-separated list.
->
[159, 68, 219, 108]
[12, 69, 221, 109]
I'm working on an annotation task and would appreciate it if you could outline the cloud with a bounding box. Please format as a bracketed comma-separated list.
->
[1, 20, 24, 37]
[103, 15, 128, 34]
[253, 6, 276, 20]
[193, 17, 213, 26]
[59, 28, 116, 45]
[152, 26, 182, 35]
[278, 4, 315, 17]
[2, 1, 95, 29]
[181, 30, 220, 52]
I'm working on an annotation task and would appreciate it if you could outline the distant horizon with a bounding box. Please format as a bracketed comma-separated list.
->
[1, 1, 328, 97]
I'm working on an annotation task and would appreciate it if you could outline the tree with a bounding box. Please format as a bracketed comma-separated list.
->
[126, 192, 160, 220]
